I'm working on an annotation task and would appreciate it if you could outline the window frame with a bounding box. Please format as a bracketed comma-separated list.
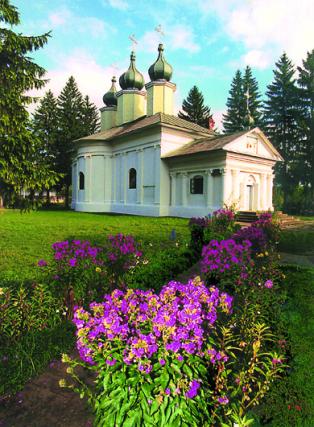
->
[79, 172, 85, 190]
[190, 174, 204, 195]
[129, 168, 137, 189]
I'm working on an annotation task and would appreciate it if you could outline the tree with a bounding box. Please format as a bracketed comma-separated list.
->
[222, 70, 246, 133]
[263, 53, 304, 207]
[298, 49, 314, 200]
[178, 86, 213, 128]
[242, 66, 263, 128]
[81, 95, 100, 136]
[0, 0, 59, 207]
[56, 76, 84, 207]
[32, 90, 59, 202]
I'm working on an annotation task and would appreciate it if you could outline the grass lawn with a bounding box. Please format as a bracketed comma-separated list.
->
[296, 216, 314, 221]
[0, 209, 188, 282]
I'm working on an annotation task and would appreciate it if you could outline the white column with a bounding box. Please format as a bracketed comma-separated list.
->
[154, 145, 160, 205]
[267, 173, 274, 210]
[260, 173, 267, 210]
[71, 162, 77, 205]
[170, 172, 176, 206]
[182, 173, 188, 206]
[231, 169, 240, 208]
[206, 170, 214, 208]
[136, 148, 144, 204]
[112, 155, 116, 203]
[220, 168, 227, 207]
[119, 154, 124, 203]
[123, 153, 127, 205]
[84, 155, 91, 202]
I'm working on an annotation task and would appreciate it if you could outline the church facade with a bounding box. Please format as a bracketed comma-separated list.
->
[71, 45, 282, 218]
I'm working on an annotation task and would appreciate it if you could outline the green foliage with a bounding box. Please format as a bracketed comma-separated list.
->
[297, 49, 314, 199]
[222, 67, 262, 133]
[264, 53, 305, 208]
[0, 0, 59, 207]
[178, 85, 213, 128]
[278, 229, 314, 254]
[0, 321, 75, 396]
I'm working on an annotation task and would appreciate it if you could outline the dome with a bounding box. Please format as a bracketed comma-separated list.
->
[244, 111, 255, 129]
[103, 76, 117, 106]
[119, 51, 144, 90]
[148, 44, 173, 82]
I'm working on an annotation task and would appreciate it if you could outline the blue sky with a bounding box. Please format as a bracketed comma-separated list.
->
[13, 0, 314, 128]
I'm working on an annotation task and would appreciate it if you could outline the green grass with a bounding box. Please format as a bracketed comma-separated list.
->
[0, 209, 188, 282]
[296, 216, 314, 221]
[278, 230, 314, 254]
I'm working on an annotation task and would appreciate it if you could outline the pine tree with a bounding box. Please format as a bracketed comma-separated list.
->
[32, 90, 59, 202]
[178, 86, 213, 128]
[264, 53, 304, 206]
[0, 0, 59, 207]
[222, 70, 246, 133]
[297, 49, 314, 199]
[242, 66, 263, 128]
[81, 95, 100, 136]
[56, 76, 84, 207]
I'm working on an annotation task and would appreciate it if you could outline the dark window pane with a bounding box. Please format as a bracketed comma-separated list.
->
[129, 168, 137, 189]
[190, 175, 203, 194]
[79, 172, 85, 190]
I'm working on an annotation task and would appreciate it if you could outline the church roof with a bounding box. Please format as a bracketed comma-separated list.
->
[76, 112, 214, 143]
[162, 128, 283, 160]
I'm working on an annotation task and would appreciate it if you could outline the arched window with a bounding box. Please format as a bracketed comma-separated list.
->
[79, 172, 85, 190]
[190, 175, 204, 194]
[129, 168, 137, 189]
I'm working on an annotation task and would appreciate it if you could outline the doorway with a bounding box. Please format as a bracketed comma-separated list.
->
[246, 185, 253, 211]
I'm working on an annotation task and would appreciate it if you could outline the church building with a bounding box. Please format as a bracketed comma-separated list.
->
[71, 44, 282, 217]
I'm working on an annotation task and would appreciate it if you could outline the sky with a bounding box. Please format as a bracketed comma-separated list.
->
[12, 0, 314, 129]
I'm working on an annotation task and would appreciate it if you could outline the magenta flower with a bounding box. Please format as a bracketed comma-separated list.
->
[185, 380, 200, 399]
[218, 396, 229, 405]
[264, 279, 273, 289]
[69, 258, 77, 267]
[37, 259, 47, 267]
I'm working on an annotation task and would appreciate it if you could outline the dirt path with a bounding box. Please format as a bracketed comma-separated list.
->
[0, 359, 93, 427]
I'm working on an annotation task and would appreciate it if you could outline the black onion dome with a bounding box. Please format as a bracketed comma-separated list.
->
[148, 44, 173, 82]
[119, 51, 144, 90]
[103, 76, 117, 106]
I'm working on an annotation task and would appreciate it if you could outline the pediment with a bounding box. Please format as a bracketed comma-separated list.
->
[223, 128, 283, 161]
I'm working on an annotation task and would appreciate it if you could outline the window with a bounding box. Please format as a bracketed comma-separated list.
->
[79, 172, 85, 190]
[129, 168, 137, 189]
[190, 175, 204, 194]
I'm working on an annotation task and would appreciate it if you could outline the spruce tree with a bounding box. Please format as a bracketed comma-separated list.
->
[32, 90, 59, 202]
[222, 70, 246, 133]
[56, 76, 84, 207]
[178, 86, 213, 128]
[81, 95, 100, 136]
[298, 49, 314, 199]
[264, 53, 303, 206]
[0, 0, 59, 207]
[242, 66, 263, 128]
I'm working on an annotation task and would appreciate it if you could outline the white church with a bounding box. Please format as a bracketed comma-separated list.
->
[71, 44, 283, 218]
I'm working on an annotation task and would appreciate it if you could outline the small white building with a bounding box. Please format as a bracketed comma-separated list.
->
[72, 45, 282, 218]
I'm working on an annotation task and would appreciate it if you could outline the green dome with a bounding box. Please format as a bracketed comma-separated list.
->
[244, 111, 255, 129]
[103, 76, 117, 106]
[119, 51, 144, 90]
[148, 44, 173, 82]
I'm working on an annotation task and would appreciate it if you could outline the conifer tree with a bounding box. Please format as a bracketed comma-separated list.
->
[222, 70, 246, 133]
[242, 66, 263, 128]
[264, 53, 303, 205]
[32, 90, 59, 202]
[178, 86, 213, 128]
[56, 76, 84, 207]
[298, 49, 314, 199]
[0, 0, 59, 207]
[81, 95, 100, 136]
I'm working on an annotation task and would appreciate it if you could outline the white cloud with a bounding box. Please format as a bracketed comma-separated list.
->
[139, 25, 200, 54]
[47, 6, 116, 39]
[242, 49, 272, 70]
[29, 49, 124, 111]
[106, 0, 129, 10]
[196, 0, 314, 66]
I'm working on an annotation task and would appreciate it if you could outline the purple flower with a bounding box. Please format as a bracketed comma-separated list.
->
[106, 358, 117, 366]
[272, 358, 282, 365]
[165, 388, 171, 395]
[218, 396, 229, 405]
[69, 258, 77, 267]
[264, 279, 273, 289]
[37, 259, 47, 267]
[185, 380, 200, 399]
[159, 359, 166, 366]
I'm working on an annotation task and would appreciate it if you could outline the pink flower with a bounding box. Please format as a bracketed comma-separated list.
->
[264, 279, 273, 288]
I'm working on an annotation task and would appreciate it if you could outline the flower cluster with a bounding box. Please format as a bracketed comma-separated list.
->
[73, 277, 232, 397]
[213, 209, 235, 221]
[188, 217, 210, 229]
[201, 239, 252, 275]
[233, 226, 267, 252]
[107, 233, 142, 270]
[51, 240, 102, 267]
